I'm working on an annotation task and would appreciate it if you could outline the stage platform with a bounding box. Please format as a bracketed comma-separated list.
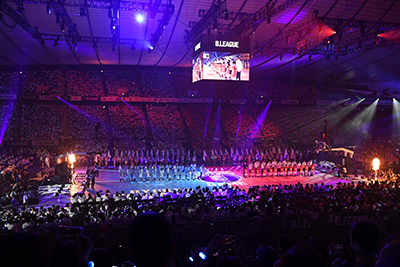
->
[34, 164, 360, 208]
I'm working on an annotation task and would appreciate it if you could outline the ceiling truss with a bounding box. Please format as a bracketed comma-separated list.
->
[1, 0, 174, 50]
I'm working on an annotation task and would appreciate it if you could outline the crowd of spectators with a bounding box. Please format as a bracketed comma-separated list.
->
[1, 68, 400, 266]
[244, 79, 282, 100]
[0, 69, 398, 174]
[276, 80, 323, 102]
[3, 180, 400, 230]
[318, 84, 357, 100]
[105, 71, 141, 96]
[180, 106, 210, 138]
[113, 140, 146, 152]
[0, 104, 16, 142]
[247, 106, 280, 139]
[0, 153, 37, 206]
[0, 70, 18, 94]
[170, 71, 209, 98]
[1, 179, 400, 266]
[190, 139, 222, 156]
[147, 104, 187, 139]
[212, 82, 245, 99]
[109, 104, 147, 140]
[139, 69, 175, 98]
[0, 69, 365, 103]
[7, 99, 399, 173]
[67, 105, 108, 141]
[1, 68, 369, 151]
[150, 140, 184, 152]
[20, 103, 63, 141]
[219, 106, 261, 139]
[66, 70, 104, 97]
[22, 70, 64, 95]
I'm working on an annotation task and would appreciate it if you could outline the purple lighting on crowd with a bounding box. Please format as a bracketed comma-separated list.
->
[57, 96, 105, 126]
[214, 104, 222, 139]
[204, 105, 212, 138]
[236, 105, 245, 138]
[0, 104, 15, 146]
[121, 98, 147, 124]
[250, 100, 272, 138]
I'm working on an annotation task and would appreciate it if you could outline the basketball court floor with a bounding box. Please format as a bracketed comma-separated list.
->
[36, 163, 360, 208]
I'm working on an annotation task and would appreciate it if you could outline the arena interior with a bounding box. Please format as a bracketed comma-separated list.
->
[1, 0, 400, 267]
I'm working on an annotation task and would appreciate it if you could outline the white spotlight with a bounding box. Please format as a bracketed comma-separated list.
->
[136, 14, 144, 23]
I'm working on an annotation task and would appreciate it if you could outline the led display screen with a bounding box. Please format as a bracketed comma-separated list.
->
[192, 36, 250, 83]
[193, 51, 250, 82]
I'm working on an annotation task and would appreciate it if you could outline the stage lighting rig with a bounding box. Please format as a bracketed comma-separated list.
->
[79, 7, 86, 16]
[0, 1, 41, 40]
[184, 0, 226, 45]
[149, 0, 162, 19]
[46, 2, 51, 14]
[16, 3, 25, 14]
[223, 8, 229, 21]
[225, 0, 300, 37]
[149, 2, 174, 50]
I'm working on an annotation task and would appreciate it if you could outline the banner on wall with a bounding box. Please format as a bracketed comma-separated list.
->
[39, 95, 58, 100]
[281, 100, 299, 105]
[85, 96, 99, 101]
[32, 140, 59, 146]
[0, 94, 17, 100]
[1, 141, 29, 147]
[70, 96, 82, 101]
[22, 94, 37, 99]
[230, 99, 247, 104]
[316, 100, 336, 105]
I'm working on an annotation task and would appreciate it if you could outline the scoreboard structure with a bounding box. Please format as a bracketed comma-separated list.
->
[192, 36, 250, 83]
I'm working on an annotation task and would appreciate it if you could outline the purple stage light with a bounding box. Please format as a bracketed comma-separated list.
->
[251, 100, 272, 138]
[204, 105, 212, 138]
[214, 104, 221, 139]
[57, 96, 105, 126]
[0, 104, 15, 146]
[121, 98, 147, 124]
[236, 105, 245, 138]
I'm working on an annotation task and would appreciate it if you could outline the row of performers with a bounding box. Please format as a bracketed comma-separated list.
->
[95, 155, 197, 168]
[118, 163, 199, 182]
[243, 160, 315, 177]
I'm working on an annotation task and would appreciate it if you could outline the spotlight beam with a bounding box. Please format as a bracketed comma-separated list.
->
[204, 104, 212, 139]
[392, 98, 400, 136]
[0, 103, 15, 146]
[57, 96, 105, 126]
[284, 99, 364, 139]
[251, 100, 272, 138]
[340, 99, 378, 142]
[121, 98, 147, 125]
[235, 105, 245, 138]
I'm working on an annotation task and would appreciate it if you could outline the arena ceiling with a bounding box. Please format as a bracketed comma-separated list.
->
[0, 0, 400, 83]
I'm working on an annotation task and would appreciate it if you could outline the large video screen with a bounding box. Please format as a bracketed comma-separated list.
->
[193, 51, 250, 82]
